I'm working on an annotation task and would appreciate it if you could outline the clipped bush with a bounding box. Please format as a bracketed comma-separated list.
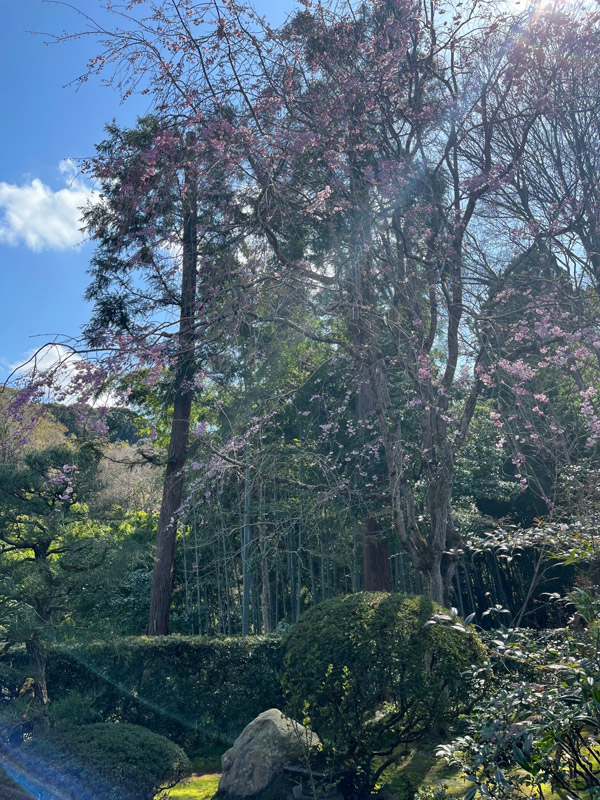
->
[283, 592, 486, 799]
[43, 635, 284, 747]
[21, 722, 190, 800]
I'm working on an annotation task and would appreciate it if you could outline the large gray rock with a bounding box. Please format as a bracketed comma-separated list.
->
[218, 708, 320, 800]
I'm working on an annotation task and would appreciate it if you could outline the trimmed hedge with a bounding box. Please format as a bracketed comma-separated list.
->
[21, 722, 189, 800]
[43, 636, 284, 747]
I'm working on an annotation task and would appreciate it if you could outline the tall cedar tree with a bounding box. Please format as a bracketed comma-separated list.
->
[83, 118, 242, 634]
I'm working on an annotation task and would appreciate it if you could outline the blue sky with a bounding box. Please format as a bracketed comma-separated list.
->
[0, 0, 293, 381]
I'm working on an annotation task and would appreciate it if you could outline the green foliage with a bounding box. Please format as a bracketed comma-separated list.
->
[453, 401, 520, 517]
[48, 689, 105, 727]
[436, 591, 600, 800]
[283, 592, 486, 798]
[0, 444, 158, 723]
[0, 444, 101, 640]
[415, 788, 450, 800]
[0, 445, 107, 717]
[40, 635, 284, 748]
[383, 771, 417, 800]
[22, 722, 189, 800]
[64, 510, 157, 639]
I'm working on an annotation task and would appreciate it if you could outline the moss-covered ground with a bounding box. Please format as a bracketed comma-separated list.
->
[157, 773, 220, 799]
[377, 747, 565, 800]
[155, 742, 226, 799]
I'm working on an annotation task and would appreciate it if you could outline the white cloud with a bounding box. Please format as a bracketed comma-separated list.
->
[0, 160, 96, 252]
[10, 343, 76, 381]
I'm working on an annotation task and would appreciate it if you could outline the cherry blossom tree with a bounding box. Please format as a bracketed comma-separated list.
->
[236, 0, 553, 603]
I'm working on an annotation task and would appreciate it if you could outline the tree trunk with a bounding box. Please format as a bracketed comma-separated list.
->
[194, 516, 203, 635]
[428, 555, 445, 606]
[309, 551, 317, 604]
[424, 471, 457, 606]
[296, 527, 302, 620]
[260, 547, 272, 633]
[258, 506, 272, 633]
[242, 450, 252, 635]
[361, 515, 391, 591]
[287, 532, 295, 622]
[26, 638, 50, 726]
[181, 525, 192, 634]
[147, 165, 197, 636]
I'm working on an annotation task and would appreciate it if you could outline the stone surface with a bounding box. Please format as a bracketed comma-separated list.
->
[218, 708, 320, 800]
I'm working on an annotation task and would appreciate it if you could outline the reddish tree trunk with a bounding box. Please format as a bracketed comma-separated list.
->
[147, 172, 197, 636]
[361, 515, 390, 591]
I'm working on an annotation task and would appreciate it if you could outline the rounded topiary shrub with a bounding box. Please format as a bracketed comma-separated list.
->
[283, 592, 486, 799]
[21, 722, 190, 800]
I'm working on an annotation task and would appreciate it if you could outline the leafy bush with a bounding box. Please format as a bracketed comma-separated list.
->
[283, 592, 486, 799]
[415, 788, 449, 800]
[437, 600, 600, 800]
[22, 722, 190, 800]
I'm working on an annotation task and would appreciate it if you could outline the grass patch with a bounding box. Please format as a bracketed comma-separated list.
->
[157, 773, 220, 800]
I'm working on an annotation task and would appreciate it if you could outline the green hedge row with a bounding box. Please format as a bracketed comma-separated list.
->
[1, 636, 284, 749]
